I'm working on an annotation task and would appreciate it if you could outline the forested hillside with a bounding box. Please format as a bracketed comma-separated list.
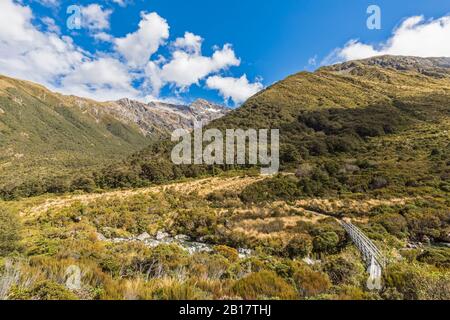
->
[96, 56, 450, 200]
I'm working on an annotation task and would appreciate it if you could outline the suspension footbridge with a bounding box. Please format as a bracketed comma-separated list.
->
[340, 220, 387, 290]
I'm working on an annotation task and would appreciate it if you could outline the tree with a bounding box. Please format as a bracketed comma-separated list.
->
[313, 231, 339, 254]
[285, 234, 313, 258]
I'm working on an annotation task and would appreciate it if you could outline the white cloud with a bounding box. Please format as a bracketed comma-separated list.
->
[60, 57, 139, 101]
[0, 0, 84, 86]
[111, 0, 127, 7]
[35, 0, 59, 7]
[146, 41, 240, 94]
[93, 31, 114, 42]
[0, 0, 137, 102]
[206, 74, 263, 105]
[81, 4, 112, 31]
[326, 15, 450, 64]
[41, 16, 60, 34]
[173, 32, 203, 54]
[0, 1, 253, 103]
[307, 55, 318, 66]
[115, 12, 170, 68]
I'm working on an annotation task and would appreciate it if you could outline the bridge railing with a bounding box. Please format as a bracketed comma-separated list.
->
[341, 221, 387, 269]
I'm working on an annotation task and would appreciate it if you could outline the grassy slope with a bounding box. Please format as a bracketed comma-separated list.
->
[96, 56, 450, 197]
[0, 75, 151, 196]
[1, 174, 448, 300]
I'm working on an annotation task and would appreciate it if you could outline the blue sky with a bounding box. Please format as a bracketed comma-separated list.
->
[2, 0, 449, 105]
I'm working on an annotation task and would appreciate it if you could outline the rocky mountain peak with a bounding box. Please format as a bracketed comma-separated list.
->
[109, 98, 229, 136]
[323, 55, 450, 78]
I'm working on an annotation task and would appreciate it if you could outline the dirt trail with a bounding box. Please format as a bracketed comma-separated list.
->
[22, 176, 264, 216]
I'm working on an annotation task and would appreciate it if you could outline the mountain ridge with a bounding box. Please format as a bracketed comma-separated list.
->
[95, 55, 450, 200]
[0, 74, 228, 198]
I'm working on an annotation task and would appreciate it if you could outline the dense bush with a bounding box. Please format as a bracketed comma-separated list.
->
[372, 213, 408, 238]
[323, 257, 361, 285]
[285, 235, 313, 259]
[240, 176, 301, 203]
[173, 208, 218, 238]
[0, 208, 21, 255]
[232, 270, 297, 300]
[417, 248, 450, 268]
[313, 231, 340, 254]
[293, 266, 331, 298]
[384, 263, 450, 300]
[9, 281, 78, 300]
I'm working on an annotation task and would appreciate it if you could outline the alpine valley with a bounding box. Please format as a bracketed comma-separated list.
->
[0, 56, 448, 301]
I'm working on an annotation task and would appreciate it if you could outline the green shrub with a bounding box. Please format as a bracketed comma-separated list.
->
[232, 270, 297, 300]
[9, 281, 78, 300]
[154, 282, 210, 300]
[372, 213, 408, 238]
[293, 266, 331, 298]
[240, 176, 301, 204]
[417, 248, 450, 268]
[323, 257, 360, 285]
[384, 263, 450, 300]
[312, 231, 339, 254]
[173, 208, 218, 238]
[0, 208, 21, 255]
[285, 235, 312, 259]
[213, 245, 239, 262]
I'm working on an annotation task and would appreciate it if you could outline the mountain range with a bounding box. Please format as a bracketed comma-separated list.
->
[0, 55, 449, 199]
[96, 56, 450, 197]
[0, 74, 227, 197]
[1, 55, 448, 301]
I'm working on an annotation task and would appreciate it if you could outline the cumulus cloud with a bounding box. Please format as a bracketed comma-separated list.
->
[111, 0, 127, 7]
[172, 32, 203, 54]
[0, 0, 84, 86]
[115, 12, 170, 68]
[60, 58, 139, 101]
[0, 0, 138, 102]
[206, 75, 263, 105]
[326, 15, 450, 64]
[145, 37, 240, 95]
[81, 4, 112, 31]
[0, 1, 254, 103]
[41, 17, 60, 34]
[93, 31, 114, 42]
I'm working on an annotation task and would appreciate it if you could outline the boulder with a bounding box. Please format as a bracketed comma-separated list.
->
[156, 231, 170, 240]
[95, 232, 107, 241]
[137, 232, 151, 241]
[175, 234, 191, 241]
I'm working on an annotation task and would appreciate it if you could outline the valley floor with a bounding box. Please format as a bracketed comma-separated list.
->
[0, 174, 448, 300]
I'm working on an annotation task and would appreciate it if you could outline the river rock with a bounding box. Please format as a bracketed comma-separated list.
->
[175, 234, 191, 241]
[96, 232, 107, 241]
[137, 232, 151, 241]
[238, 248, 252, 258]
[156, 231, 170, 240]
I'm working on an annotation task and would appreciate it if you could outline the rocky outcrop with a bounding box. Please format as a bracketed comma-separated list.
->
[105, 98, 229, 137]
[106, 231, 252, 258]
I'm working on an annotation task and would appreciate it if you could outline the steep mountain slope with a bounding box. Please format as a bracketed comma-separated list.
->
[97, 56, 450, 199]
[212, 55, 450, 128]
[0, 75, 227, 198]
